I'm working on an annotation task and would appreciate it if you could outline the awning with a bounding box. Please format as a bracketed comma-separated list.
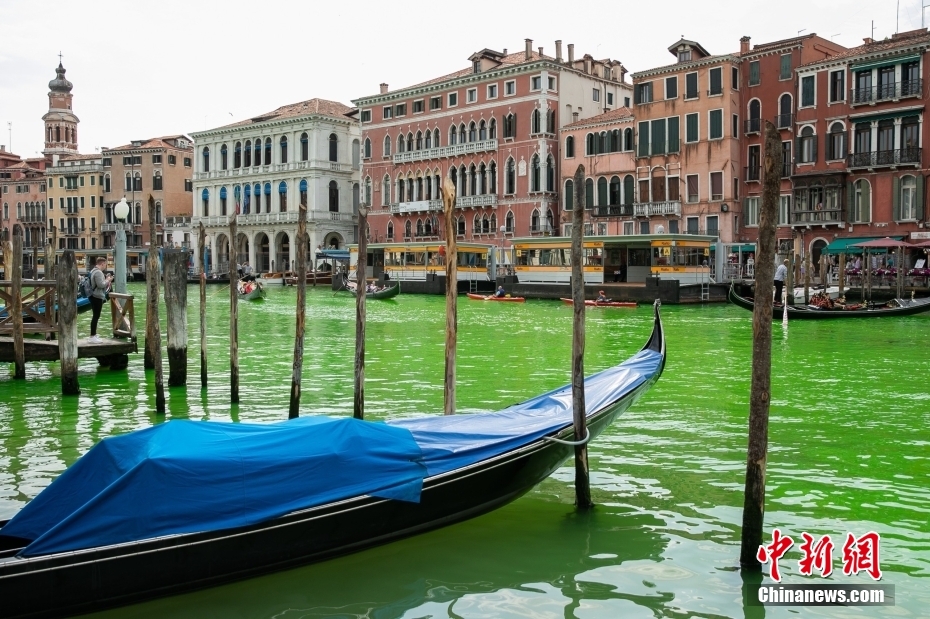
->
[727, 244, 756, 253]
[851, 109, 922, 124]
[823, 236, 904, 254]
[850, 54, 920, 72]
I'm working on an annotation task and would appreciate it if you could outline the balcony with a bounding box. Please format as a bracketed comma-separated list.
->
[790, 209, 844, 226]
[847, 148, 921, 169]
[774, 113, 794, 130]
[593, 205, 634, 217]
[100, 222, 132, 232]
[390, 199, 442, 214]
[682, 228, 719, 237]
[164, 216, 191, 228]
[744, 166, 761, 182]
[192, 210, 356, 228]
[392, 139, 498, 164]
[745, 118, 762, 134]
[456, 194, 498, 208]
[198, 160, 353, 179]
[851, 79, 923, 106]
[633, 201, 682, 217]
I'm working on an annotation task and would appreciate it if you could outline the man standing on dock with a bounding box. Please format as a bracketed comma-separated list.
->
[773, 259, 788, 305]
[88, 257, 112, 343]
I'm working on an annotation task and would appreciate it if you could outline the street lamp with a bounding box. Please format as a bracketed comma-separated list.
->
[114, 197, 130, 294]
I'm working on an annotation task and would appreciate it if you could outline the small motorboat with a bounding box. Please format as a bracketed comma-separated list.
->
[560, 298, 637, 308]
[256, 272, 285, 286]
[466, 292, 525, 303]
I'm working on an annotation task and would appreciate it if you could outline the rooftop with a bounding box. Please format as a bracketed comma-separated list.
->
[562, 107, 634, 130]
[799, 28, 930, 67]
[219, 98, 355, 129]
[104, 136, 192, 152]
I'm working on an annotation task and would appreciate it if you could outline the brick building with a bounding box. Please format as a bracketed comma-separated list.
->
[354, 39, 632, 245]
[46, 154, 104, 252]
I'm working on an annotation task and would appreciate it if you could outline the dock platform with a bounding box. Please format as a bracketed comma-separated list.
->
[0, 336, 137, 363]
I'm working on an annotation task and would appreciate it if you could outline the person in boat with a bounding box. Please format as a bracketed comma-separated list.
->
[774, 259, 788, 304]
[493, 286, 506, 298]
[596, 290, 611, 303]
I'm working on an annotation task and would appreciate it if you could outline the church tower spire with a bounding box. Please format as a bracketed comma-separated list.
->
[42, 59, 80, 158]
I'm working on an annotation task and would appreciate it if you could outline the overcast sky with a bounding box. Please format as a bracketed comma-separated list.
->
[0, 0, 914, 159]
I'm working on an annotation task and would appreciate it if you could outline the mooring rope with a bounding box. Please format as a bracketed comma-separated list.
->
[542, 428, 590, 446]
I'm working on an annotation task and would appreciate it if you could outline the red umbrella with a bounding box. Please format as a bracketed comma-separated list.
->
[912, 239, 930, 248]
[851, 237, 917, 248]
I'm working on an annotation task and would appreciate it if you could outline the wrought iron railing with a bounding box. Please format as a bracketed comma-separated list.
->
[774, 113, 794, 129]
[847, 148, 921, 168]
[744, 118, 762, 134]
[851, 79, 923, 104]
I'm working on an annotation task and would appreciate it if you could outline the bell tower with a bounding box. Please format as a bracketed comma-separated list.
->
[42, 59, 80, 158]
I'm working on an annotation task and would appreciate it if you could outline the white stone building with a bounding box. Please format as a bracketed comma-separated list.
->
[190, 98, 361, 274]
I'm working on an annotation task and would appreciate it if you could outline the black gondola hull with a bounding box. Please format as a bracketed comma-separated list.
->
[728, 285, 930, 319]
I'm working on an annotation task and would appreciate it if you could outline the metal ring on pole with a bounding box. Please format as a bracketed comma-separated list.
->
[542, 428, 590, 446]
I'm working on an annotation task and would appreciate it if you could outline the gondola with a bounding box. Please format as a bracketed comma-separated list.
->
[0, 296, 92, 322]
[466, 292, 526, 303]
[560, 298, 637, 308]
[0, 302, 666, 619]
[349, 282, 400, 300]
[728, 285, 930, 319]
[236, 279, 266, 301]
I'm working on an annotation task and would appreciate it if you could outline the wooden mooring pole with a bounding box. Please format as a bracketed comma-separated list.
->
[441, 177, 457, 416]
[229, 214, 239, 403]
[198, 223, 207, 389]
[354, 207, 368, 420]
[11, 232, 25, 379]
[740, 121, 780, 570]
[838, 252, 846, 298]
[289, 203, 307, 419]
[163, 250, 188, 387]
[571, 165, 593, 509]
[146, 196, 165, 413]
[57, 251, 79, 394]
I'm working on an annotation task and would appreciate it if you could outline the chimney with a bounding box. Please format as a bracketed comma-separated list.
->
[863, 37, 874, 44]
[572, 112, 579, 122]
[555, 40, 563, 62]
[538, 46, 543, 58]
[568, 44, 575, 64]
[740, 36, 750, 55]
[0, 145, 5, 152]
[525, 38, 533, 60]
[379, 83, 389, 94]
[503, 48, 508, 55]
[584, 57, 592, 74]
[620, 64, 628, 82]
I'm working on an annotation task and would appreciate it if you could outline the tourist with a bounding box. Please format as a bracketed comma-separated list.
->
[774, 259, 788, 303]
[596, 290, 611, 303]
[493, 286, 506, 298]
[87, 257, 112, 344]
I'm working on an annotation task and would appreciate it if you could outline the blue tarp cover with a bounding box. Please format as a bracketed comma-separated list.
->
[3, 417, 426, 557]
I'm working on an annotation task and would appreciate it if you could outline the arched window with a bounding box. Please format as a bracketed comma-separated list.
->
[219, 186, 228, 215]
[778, 93, 792, 128]
[853, 179, 871, 223]
[263, 137, 272, 165]
[398, 133, 406, 153]
[505, 211, 514, 233]
[599, 131, 609, 154]
[547, 110, 555, 134]
[489, 118, 497, 139]
[449, 167, 458, 194]
[220, 144, 228, 170]
[202, 147, 210, 172]
[299, 179, 308, 206]
[531, 208, 540, 231]
[201, 188, 209, 216]
[406, 133, 413, 152]
[415, 131, 423, 150]
[828, 122, 846, 160]
[609, 176, 621, 206]
[433, 128, 440, 147]
[546, 155, 554, 192]
[103, 174, 111, 193]
[458, 164, 467, 196]
[610, 130, 620, 152]
[329, 133, 338, 162]
[352, 139, 360, 169]
[623, 175, 635, 206]
[531, 155, 541, 192]
[504, 114, 516, 138]
[565, 179, 574, 210]
[352, 182, 360, 213]
[133, 172, 142, 192]
[387, 221, 394, 240]
[479, 163, 487, 195]
[531, 109, 541, 134]
[457, 215, 466, 236]
[263, 182, 272, 212]
[565, 136, 575, 158]
[624, 128, 634, 151]
[449, 125, 457, 145]
[586, 133, 596, 156]
[328, 180, 339, 212]
[484, 215, 492, 234]
[280, 136, 288, 163]
[469, 164, 477, 196]
[382, 175, 390, 205]
[749, 99, 761, 132]
[364, 137, 371, 158]
[585, 178, 594, 209]
[546, 209, 554, 232]
[153, 171, 163, 191]
[416, 218, 424, 236]
[278, 181, 287, 211]
[55, 126, 61, 142]
[383, 135, 392, 157]
[300, 133, 309, 161]
[799, 125, 817, 163]
[489, 161, 497, 194]
[597, 177, 608, 206]
[244, 140, 252, 167]
[425, 131, 431, 149]
[473, 213, 481, 234]
[479, 121, 487, 141]
[505, 158, 515, 194]
[235, 141, 242, 168]
[898, 175, 918, 220]
[405, 220, 412, 239]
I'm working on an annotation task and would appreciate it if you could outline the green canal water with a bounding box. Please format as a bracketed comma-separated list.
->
[1, 284, 928, 618]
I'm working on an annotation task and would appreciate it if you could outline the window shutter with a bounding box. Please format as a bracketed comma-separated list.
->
[565, 180, 573, 210]
[917, 173, 926, 220]
[841, 134, 848, 158]
[634, 86, 641, 105]
[638, 122, 650, 157]
[892, 176, 901, 221]
[651, 119, 666, 155]
[797, 137, 803, 163]
[668, 116, 680, 153]
[811, 135, 817, 163]
[847, 181, 855, 222]
[862, 181, 871, 222]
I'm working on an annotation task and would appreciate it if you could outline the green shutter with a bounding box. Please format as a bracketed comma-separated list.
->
[847, 181, 855, 222]
[585, 179, 594, 208]
[862, 180, 871, 221]
[667, 116, 680, 153]
[917, 173, 925, 220]
[892, 176, 901, 221]
[780, 54, 791, 79]
[710, 110, 722, 139]
[687, 113, 698, 142]
[651, 119, 666, 155]
[565, 180, 573, 210]
[750, 61, 760, 85]
[598, 178, 608, 206]
[638, 122, 650, 157]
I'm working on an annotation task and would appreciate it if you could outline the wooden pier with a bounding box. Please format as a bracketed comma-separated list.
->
[0, 336, 136, 363]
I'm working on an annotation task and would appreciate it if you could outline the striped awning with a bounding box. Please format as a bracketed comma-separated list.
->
[850, 54, 920, 72]
[823, 236, 904, 254]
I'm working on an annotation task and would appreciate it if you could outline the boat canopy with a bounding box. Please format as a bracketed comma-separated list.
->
[823, 236, 905, 254]
[3, 417, 426, 557]
[316, 249, 350, 261]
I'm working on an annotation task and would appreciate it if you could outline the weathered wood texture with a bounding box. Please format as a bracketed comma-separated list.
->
[441, 178, 457, 416]
[229, 216, 239, 403]
[57, 251, 79, 394]
[11, 233, 24, 378]
[740, 121, 780, 570]
[838, 252, 846, 297]
[571, 165, 592, 509]
[199, 223, 208, 389]
[289, 203, 307, 419]
[354, 208, 368, 420]
[146, 197, 165, 413]
[163, 250, 188, 387]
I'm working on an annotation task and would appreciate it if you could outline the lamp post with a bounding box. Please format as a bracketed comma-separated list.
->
[114, 197, 130, 294]
[499, 225, 507, 276]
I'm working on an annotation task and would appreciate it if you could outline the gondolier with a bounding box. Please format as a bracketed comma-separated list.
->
[774, 259, 788, 304]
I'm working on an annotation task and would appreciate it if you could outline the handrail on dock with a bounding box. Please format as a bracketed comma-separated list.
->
[108, 292, 136, 341]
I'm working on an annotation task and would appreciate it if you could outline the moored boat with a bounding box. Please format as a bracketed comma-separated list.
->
[283, 271, 334, 286]
[256, 272, 285, 286]
[560, 298, 637, 308]
[0, 303, 666, 619]
[466, 292, 525, 303]
[791, 285, 848, 304]
[729, 285, 930, 319]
